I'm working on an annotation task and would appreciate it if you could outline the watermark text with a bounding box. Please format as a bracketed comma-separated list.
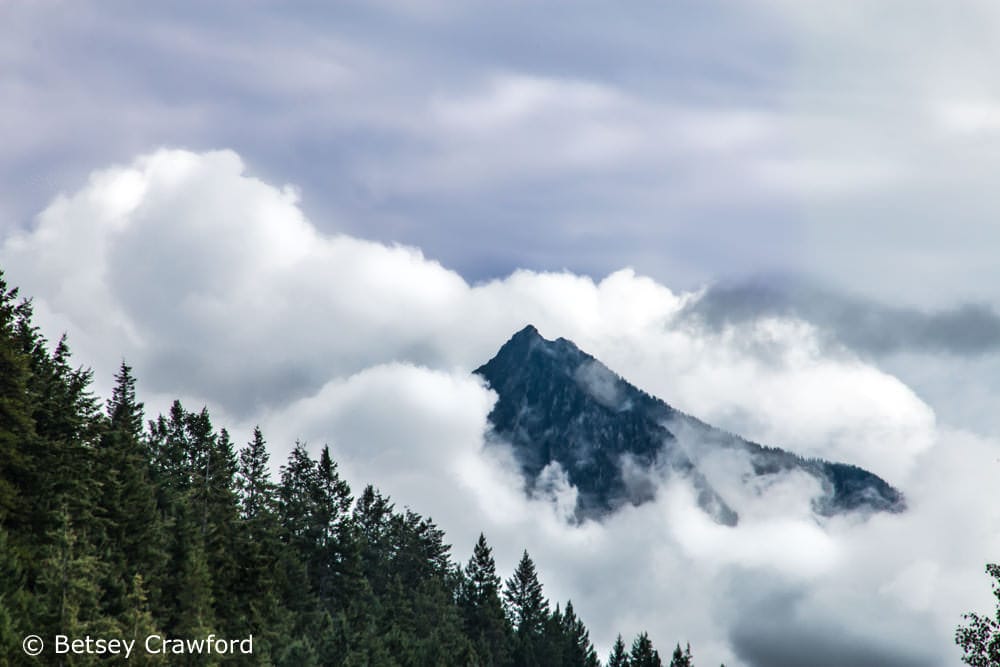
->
[22, 634, 254, 659]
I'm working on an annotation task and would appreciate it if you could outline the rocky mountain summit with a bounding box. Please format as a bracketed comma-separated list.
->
[474, 325, 905, 523]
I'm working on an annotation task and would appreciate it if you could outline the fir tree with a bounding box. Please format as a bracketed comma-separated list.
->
[669, 642, 694, 667]
[352, 484, 395, 595]
[313, 444, 353, 605]
[234, 426, 287, 649]
[0, 273, 34, 528]
[238, 426, 274, 523]
[0, 530, 27, 661]
[630, 632, 663, 667]
[460, 534, 512, 666]
[148, 400, 193, 510]
[172, 517, 216, 641]
[21, 330, 103, 553]
[504, 550, 549, 635]
[122, 574, 166, 666]
[540, 603, 565, 666]
[201, 426, 242, 637]
[278, 441, 321, 553]
[107, 361, 144, 440]
[504, 550, 550, 666]
[95, 362, 163, 619]
[36, 505, 105, 642]
[608, 634, 630, 667]
[560, 600, 599, 667]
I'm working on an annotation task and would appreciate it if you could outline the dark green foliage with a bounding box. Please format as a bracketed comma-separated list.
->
[669, 642, 694, 667]
[505, 550, 549, 635]
[122, 574, 166, 666]
[238, 426, 274, 522]
[504, 550, 551, 666]
[95, 362, 164, 620]
[956, 563, 1000, 666]
[630, 632, 663, 667]
[36, 504, 106, 642]
[460, 534, 512, 666]
[0, 530, 27, 661]
[0, 272, 706, 666]
[560, 600, 600, 667]
[0, 273, 33, 527]
[234, 426, 287, 654]
[608, 634, 630, 667]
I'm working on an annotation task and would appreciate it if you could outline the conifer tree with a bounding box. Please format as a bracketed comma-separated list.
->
[504, 550, 550, 666]
[0, 275, 34, 661]
[201, 426, 242, 636]
[0, 530, 27, 661]
[560, 600, 600, 666]
[184, 407, 219, 537]
[541, 603, 565, 666]
[504, 550, 549, 635]
[629, 632, 663, 667]
[21, 331, 103, 550]
[278, 441, 321, 554]
[608, 634, 630, 667]
[669, 642, 694, 667]
[313, 444, 353, 604]
[172, 518, 216, 641]
[96, 362, 163, 618]
[122, 574, 166, 666]
[235, 426, 286, 644]
[238, 426, 275, 523]
[460, 534, 512, 666]
[0, 273, 34, 528]
[107, 361, 144, 439]
[148, 400, 193, 510]
[352, 484, 395, 595]
[36, 505, 105, 642]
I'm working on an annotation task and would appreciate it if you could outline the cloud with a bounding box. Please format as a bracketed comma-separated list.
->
[727, 583, 941, 667]
[680, 277, 1000, 436]
[15, 0, 1000, 317]
[685, 278, 1000, 357]
[3, 148, 998, 666]
[6, 0, 965, 299]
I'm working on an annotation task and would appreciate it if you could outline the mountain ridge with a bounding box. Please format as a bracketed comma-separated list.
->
[474, 325, 905, 523]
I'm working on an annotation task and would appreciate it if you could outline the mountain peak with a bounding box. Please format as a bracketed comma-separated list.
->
[476, 325, 589, 383]
[514, 323, 541, 338]
[475, 327, 905, 523]
[475, 327, 699, 520]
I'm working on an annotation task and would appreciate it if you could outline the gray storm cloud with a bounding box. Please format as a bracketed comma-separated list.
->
[3, 149, 998, 667]
[726, 583, 941, 667]
[684, 278, 1000, 357]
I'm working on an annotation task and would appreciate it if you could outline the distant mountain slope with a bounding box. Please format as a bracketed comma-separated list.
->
[474, 325, 905, 523]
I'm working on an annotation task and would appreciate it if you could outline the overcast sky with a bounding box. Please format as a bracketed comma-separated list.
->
[4, 3, 1000, 666]
[8, 1, 1000, 303]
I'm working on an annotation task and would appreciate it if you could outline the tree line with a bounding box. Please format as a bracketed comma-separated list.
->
[0, 268, 717, 665]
